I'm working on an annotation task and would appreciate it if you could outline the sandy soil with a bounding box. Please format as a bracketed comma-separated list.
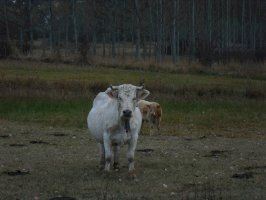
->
[0, 121, 265, 200]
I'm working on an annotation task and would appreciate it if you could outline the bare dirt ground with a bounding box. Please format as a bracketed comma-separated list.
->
[0, 120, 265, 200]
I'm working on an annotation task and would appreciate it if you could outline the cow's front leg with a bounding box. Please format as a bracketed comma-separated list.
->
[103, 131, 112, 172]
[127, 134, 138, 174]
[113, 144, 120, 170]
[149, 122, 154, 136]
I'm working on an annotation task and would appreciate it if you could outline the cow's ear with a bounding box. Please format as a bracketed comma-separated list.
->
[137, 89, 150, 100]
[106, 88, 118, 99]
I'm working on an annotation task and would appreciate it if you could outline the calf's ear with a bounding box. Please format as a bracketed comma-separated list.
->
[137, 89, 150, 100]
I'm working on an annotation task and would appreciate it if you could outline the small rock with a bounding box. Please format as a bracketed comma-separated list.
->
[163, 184, 168, 188]
[170, 192, 176, 196]
[232, 172, 253, 179]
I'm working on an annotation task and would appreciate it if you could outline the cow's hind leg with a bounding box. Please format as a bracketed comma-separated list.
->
[113, 144, 120, 170]
[99, 143, 105, 170]
[156, 118, 161, 134]
[103, 131, 112, 172]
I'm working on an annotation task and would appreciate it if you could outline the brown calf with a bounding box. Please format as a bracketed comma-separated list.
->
[138, 100, 162, 135]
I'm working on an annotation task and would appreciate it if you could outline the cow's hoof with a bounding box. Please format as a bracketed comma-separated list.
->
[113, 162, 120, 171]
[127, 170, 137, 179]
[104, 168, 110, 173]
[103, 167, 111, 175]
[102, 170, 111, 178]
[98, 165, 105, 171]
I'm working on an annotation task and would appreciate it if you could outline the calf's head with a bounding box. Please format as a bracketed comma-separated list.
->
[107, 84, 150, 131]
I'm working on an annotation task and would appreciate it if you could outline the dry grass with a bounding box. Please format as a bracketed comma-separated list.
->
[1, 60, 265, 101]
[12, 48, 266, 79]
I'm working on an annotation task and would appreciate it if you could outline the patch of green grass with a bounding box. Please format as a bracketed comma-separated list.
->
[162, 99, 266, 132]
[1, 97, 265, 135]
[0, 60, 265, 136]
[0, 98, 91, 128]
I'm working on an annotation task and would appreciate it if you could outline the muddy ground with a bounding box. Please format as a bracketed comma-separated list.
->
[0, 121, 265, 200]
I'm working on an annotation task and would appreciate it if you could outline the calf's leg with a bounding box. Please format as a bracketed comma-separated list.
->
[156, 118, 161, 134]
[149, 121, 153, 136]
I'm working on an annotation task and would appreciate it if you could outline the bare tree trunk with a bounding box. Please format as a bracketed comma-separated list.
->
[172, 0, 177, 63]
[122, 0, 126, 58]
[28, 0, 33, 54]
[148, 2, 154, 59]
[102, 31, 106, 57]
[92, 33, 97, 56]
[191, 0, 196, 60]
[156, 0, 163, 63]
[252, 3, 257, 51]
[65, 16, 69, 56]
[92, 0, 97, 56]
[4, 0, 10, 42]
[249, 0, 252, 49]
[207, 0, 212, 46]
[102, 19, 106, 57]
[111, 16, 116, 59]
[110, 0, 116, 59]
[19, 28, 23, 50]
[226, 0, 230, 48]
[49, 0, 53, 52]
[108, 33, 112, 57]
[258, 0, 263, 49]
[241, 0, 245, 47]
[134, 0, 141, 60]
[177, 31, 180, 60]
[41, 30, 46, 57]
[3, 0, 11, 57]
[72, 0, 78, 52]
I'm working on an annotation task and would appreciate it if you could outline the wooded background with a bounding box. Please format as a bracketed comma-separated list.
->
[0, 0, 265, 65]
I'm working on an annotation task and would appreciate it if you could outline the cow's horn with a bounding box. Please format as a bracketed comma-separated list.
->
[136, 84, 144, 90]
[109, 85, 118, 90]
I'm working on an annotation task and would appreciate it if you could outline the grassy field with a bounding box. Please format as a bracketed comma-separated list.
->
[0, 59, 266, 199]
[0, 59, 266, 137]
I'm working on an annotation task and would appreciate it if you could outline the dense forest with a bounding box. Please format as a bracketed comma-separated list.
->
[0, 0, 265, 65]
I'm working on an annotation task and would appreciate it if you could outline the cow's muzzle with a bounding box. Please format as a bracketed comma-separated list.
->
[122, 110, 132, 133]
[123, 109, 132, 118]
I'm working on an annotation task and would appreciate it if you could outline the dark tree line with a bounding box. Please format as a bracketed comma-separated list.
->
[0, 0, 265, 64]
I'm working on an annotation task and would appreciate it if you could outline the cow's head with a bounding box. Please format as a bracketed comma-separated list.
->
[107, 84, 150, 132]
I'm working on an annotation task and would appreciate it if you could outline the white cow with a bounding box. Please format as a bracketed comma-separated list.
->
[87, 84, 150, 175]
